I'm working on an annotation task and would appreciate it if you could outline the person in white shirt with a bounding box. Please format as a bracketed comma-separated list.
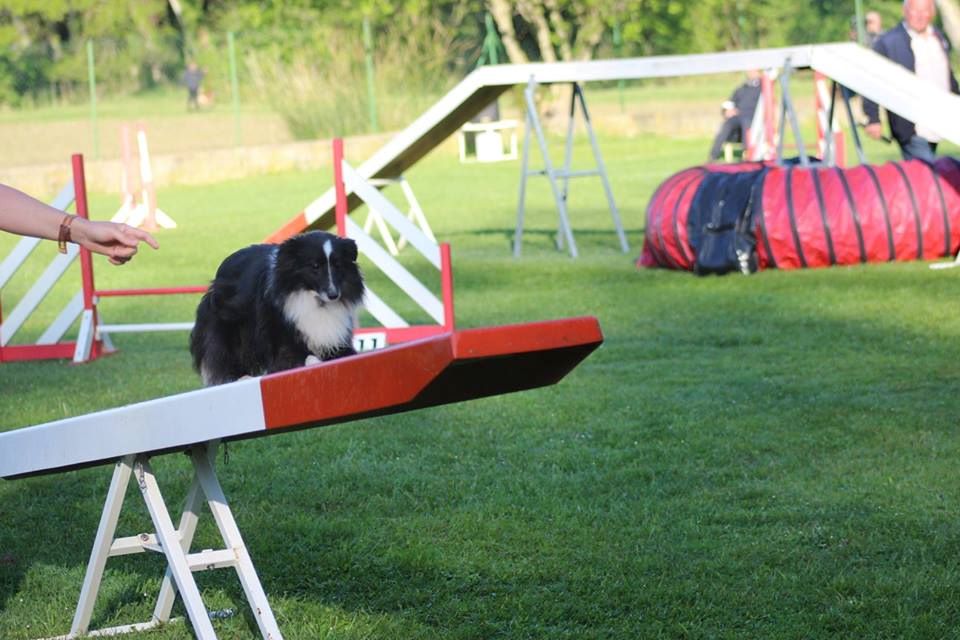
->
[863, 0, 959, 161]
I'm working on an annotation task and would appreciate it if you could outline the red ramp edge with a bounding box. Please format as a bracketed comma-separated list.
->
[260, 316, 603, 432]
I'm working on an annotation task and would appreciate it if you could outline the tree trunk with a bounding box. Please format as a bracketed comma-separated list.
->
[936, 0, 960, 50]
[487, 0, 529, 63]
[544, 0, 573, 61]
[518, 0, 558, 63]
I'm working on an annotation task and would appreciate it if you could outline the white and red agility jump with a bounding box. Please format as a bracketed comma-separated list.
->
[0, 154, 204, 364]
[0, 140, 452, 363]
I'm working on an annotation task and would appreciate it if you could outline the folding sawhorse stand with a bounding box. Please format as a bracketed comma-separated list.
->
[514, 76, 630, 258]
[59, 441, 281, 640]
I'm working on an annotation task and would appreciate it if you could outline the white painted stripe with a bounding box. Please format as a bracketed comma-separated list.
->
[0, 182, 75, 289]
[345, 218, 444, 324]
[37, 291, 84, 344]
[342, 162, 441, 268]
[0, 245, 80, 346]
[361, 286, 409, 328]
[0, 378, 266, 478]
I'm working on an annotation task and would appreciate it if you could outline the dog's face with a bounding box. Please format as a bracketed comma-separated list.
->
[274, 231, 364, 306]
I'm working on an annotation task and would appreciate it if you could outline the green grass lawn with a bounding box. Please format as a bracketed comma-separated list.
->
[2, 127, 960, 639]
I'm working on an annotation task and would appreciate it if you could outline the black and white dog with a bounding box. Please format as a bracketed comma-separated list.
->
[190, 231, 365, 386]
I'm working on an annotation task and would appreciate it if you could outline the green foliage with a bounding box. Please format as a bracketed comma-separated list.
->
[243, 5, 478, 139]
[0, 0, 916, 109]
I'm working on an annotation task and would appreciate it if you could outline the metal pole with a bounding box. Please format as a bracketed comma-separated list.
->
[227, 31, 241, 146]
[840, 85, 868, 165]
[483, 13, 500, 65]
[854, 0, 867, 45]
[363, 17, 379, 133]
[86, 40, 99, 160]
[613, 22, 625, 112]
[779, 61, 810, 168]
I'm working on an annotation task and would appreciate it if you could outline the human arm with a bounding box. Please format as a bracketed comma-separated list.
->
[0, 183, 158, 265]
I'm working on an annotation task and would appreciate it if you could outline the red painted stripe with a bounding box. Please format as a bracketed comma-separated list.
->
[260, 334, 453, 430]
[440, 243, 455, 331]
[0, 343, 77, 362]
[451, 316, 602, 360]
[264, 212, 309, 244]
[333, 138, 348, 238]
[73, 155, 96, 312]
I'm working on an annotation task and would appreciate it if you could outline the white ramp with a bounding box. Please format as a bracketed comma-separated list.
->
[274, 42, 960, 239]
[272, 45, 820, 238]
[810, 43, 960, 144]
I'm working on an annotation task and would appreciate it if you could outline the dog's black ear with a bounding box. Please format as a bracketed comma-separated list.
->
[341, 238, 358, 262]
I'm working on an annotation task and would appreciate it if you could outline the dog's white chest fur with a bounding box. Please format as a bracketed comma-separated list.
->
[282, 290, 355, 356]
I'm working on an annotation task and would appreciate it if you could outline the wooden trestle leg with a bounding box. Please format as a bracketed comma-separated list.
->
[47, 441, 282, 640]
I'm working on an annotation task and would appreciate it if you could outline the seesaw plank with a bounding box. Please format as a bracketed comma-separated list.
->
[0, 317, 602, 480]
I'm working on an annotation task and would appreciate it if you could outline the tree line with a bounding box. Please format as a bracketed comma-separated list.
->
[0, 0, 939, 108]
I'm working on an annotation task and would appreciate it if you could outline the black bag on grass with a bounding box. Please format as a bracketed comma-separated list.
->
[687, 169, 766, 276]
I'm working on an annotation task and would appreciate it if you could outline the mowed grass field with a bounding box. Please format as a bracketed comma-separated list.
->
[2, 83, 960, 638]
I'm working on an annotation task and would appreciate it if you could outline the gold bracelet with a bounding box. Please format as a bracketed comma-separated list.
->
[57, 214, 75, 254]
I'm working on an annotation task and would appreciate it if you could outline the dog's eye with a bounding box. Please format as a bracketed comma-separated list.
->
[313, 260, 322, 269]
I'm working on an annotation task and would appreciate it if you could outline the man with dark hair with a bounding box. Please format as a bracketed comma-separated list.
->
[863, 0, 959, 161]
[707, 70, 762, 163]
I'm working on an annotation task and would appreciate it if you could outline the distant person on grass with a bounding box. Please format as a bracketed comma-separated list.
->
[707, 69, 762, 163]
[0, 183, 158, 265]
[183, 62, 205, 111]
[863, 0, 959, 161]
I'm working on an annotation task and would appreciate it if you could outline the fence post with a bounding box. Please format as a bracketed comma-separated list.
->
[228, 31, 242, 146]
[613, 22, 625, 112]
[363, 17, 379, 133]
[853, 0, 866, 45]
[86, 40, 100, 160]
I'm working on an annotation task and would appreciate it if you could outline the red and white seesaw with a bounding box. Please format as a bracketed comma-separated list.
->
[0, 316, 602, 639]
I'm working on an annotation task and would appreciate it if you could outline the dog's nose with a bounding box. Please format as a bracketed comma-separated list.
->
[326, 288, 340, 301]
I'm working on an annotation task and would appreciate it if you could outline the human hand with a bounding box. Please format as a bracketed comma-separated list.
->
[72, 219, 159, 265]
[864, 122, 883, 140]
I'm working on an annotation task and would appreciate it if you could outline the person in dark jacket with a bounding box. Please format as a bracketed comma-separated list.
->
[863, 0, 959, 161]
[182, 62, 205, 111]
[708, 70, 762, 162]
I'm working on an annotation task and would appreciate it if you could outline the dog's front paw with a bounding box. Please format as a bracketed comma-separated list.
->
[304, 355, 321, 366]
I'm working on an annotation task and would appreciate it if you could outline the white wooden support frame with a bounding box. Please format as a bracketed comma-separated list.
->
[362, 176, 436, 257]
[514, 77, 629, 258]
[50, 441, 282, 640]
[339, 159, 446, 330]
[0, 183, 77, 347]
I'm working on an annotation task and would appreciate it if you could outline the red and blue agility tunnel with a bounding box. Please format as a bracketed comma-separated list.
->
[638, 158, 960, 274]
